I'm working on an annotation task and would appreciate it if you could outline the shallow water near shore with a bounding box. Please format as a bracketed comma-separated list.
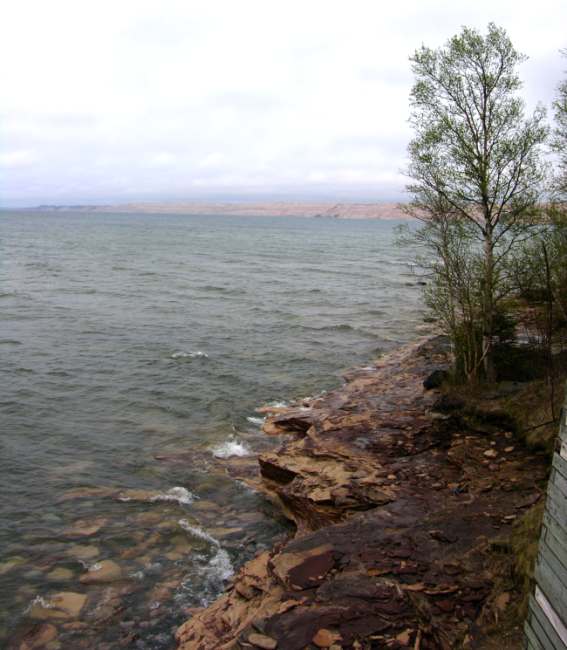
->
[0, 211, 423, 648]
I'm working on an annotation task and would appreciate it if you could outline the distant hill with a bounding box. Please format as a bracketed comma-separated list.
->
[32, 201, 409, 220]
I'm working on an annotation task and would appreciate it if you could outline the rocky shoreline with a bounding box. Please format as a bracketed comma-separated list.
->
[176, 335, 547, 649]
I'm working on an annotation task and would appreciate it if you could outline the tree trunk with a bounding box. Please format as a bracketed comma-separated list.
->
[482, 230, 496, 382]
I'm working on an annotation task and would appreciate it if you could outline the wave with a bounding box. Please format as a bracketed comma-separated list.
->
[178, 520, 220, 546]
[211, 438, 252, 459]
[170, 350, 208, 360]
[150, 487, 196, 505]
[178, 520, 234, 585]
[302, 323, 355, 332]
[246, 416, 265, 426]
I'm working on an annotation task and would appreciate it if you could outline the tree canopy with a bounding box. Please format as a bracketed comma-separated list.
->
[405, 23, 548, 380]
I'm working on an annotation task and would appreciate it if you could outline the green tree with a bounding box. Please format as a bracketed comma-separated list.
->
[552, 49, 567, 200]
[406, 23, 548, 380]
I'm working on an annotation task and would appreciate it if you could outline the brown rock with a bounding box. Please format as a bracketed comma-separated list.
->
[18, 623, 57, 649]
[29, 592, 88, 620]
[313, 628, 342, 647]
[67, 545, 99, 561]
[46, 567, 74, 582]
[80, 560, 122, 584]
[248, 633, 278, 649]
[65, 517, 107, 537]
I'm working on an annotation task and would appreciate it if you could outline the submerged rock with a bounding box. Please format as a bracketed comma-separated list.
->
[64, 518, 107, 538]
[16, 622, 57, 649]
[67, 545, 100, 561]
[46, 567, 74, 582]
[29, 592, 88, 620]
[80, 560, 122, 584]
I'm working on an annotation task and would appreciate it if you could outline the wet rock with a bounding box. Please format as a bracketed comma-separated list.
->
[80, 560, 122, 584]
[47, 567, 74, 582]
[65, 518, 107, 538]
[67, 545, 100, 561]
[30, 592, 88, 620]
[17, 622, 57, 649]
[0, 556, 26, 575]
[59, 487, 116, 502]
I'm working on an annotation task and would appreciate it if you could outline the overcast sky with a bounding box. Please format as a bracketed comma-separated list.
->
[1, 0, 566, 207]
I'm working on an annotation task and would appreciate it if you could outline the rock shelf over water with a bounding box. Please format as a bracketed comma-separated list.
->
[176, 336, 547, 649]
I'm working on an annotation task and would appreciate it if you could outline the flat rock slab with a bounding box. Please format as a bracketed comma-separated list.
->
[29, 592, 88, 620]
[80, 560, 122, 584]
[176, 336, 547, 649]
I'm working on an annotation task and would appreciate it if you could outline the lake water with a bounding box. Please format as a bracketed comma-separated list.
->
[0, 212, 423, 648]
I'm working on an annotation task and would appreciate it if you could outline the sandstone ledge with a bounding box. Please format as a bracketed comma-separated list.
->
[176, 336, 546, 649]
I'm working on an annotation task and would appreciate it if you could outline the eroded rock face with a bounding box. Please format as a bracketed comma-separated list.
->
[176, 336, 547, 649]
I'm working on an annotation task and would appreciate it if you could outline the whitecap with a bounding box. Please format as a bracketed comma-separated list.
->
[150, 486, 196, 505]
[170, 350, 208, 360]
[246, 416, 265, 426]
[211, 439, 251, 459]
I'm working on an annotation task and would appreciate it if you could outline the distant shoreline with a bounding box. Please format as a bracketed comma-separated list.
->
[23, 201, 410, 220]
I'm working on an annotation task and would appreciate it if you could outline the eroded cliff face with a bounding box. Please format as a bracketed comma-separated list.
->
[176, 337, 546, 649]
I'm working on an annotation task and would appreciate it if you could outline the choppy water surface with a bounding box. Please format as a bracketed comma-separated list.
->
[0, 212, 423, 648]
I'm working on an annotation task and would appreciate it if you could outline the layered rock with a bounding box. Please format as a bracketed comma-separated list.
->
[176, 336, 547, 649]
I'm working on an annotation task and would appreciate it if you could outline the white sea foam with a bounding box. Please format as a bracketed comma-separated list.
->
[25, 595, 53, 613]
[246, 416, 265, 426]
[170, 350, 208, 359]
[178, 519, 220, 546]
[211, 438, 251, 459]
[150, 486, 196, 505]
[208, 548, 234, 581]
[178, 520, 234, 580]
[129, 570, 145, 580]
